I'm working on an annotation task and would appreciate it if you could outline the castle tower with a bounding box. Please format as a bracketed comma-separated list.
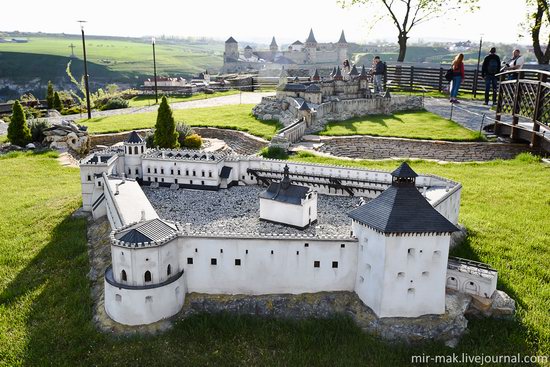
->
[337, 30, 349, 63]
[349, 162, 458, 318]
[333, 66, 343, 81]
[304, 28, 318, 64]
[123, 131, 146, 180]
[359, 65, 370, 93]
[244, 45, 253, 59]
[270, 36, 278, 52]
[224, 36, 239, 62]
[312, 69, 320, 82]
[278, 67, 288, 87]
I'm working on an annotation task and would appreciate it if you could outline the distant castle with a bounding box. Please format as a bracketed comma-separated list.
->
[222, 29, 349, 73]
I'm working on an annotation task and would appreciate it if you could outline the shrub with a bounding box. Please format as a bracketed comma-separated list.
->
[153, 96, 179, 149]
[99, 97, 129, 111]
[61, 106, 85, 115]
[28, 119, 51, 143]
[46, 81, 54, 109]
[176, 122, 195, 147]
[260, 146, 288, 159]
[183, 133, 202, 149]
[53, 92, 63, 111]
[7, 101, 32, 146]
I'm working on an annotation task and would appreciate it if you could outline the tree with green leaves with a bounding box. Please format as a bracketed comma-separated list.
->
[53, 92, 63, 111]
[46, 81, 54, 109]
[339, 0, 479, 62]
[7, 101, 32, 146]
[153, 96, 179, 148]
[524, 0, 549, 64]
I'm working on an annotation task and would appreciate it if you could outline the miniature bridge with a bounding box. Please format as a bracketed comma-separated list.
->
[492, 69, 550, 154]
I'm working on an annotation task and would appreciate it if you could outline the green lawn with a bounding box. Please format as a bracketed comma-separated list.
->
[127, 90, 240, 107]
[319, 110, 484, 141]
[0, 151, 548, 365]
[82, 104, 281, 140]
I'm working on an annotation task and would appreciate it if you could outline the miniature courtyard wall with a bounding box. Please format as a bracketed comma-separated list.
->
[259, 191, 318, 228]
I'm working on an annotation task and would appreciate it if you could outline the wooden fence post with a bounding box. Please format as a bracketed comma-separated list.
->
[410, 66, 414, 91]
[438, 68, 443, 92]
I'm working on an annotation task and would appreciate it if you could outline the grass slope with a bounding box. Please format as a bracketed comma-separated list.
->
[0, 151, 548, 365]
[83, 104, 281, 140]
[0, 35, 223, 83]
[319, 110, 483, 141]
[127, 90, 240, 107]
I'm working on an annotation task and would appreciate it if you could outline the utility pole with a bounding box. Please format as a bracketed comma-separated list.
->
[78, 20, 92, 119]
[152, 37, 158, 104]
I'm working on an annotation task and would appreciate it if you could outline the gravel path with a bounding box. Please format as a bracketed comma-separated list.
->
[143, 185, 363, 238]
[0, 122, 7, 136]
[47, 92, 274, 123]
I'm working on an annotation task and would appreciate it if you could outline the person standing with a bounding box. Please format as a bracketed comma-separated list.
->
[450, 53, 465, 104]
[481, 47, 501, 105]
[504, 49, 525, 80]
[343, 59, 351, 80]
[372, 56, 385, 95]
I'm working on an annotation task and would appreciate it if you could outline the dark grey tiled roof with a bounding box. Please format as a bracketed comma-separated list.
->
[306, 28, 317, 43]
[225, 36, 237, 44]
[126, 131, 144, 144]
[292, 40, 303, 45]
[244, 45, 252, 50]
[349, 65, 359, 76]
[305, 84, 321, 92]
[312, 69, 320, 80]
[360, 65, 368, 78]
[88, 155, 112, 163]
[392, 162, 418, 178]
[334, 66, 343, 78]
[275, 56, 295, 64]
[338, 30, 347, 44]
[118, 218, 177, 244]
[270, 37, 278, 47]
[299, 101, 311, 111]
[220, 166, 232, 179]
[283, 84, 306, 92]
[348, 185, 458, 234]
[260, 166, 311, 205]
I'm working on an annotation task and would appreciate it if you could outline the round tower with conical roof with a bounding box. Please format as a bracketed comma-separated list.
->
[348, 162, 458, 318]
[304, 28, 317, 64]
[337, 30, 348, 64]
[270, 36, 278, 53]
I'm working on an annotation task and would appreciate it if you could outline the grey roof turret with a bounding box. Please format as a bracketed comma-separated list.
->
[349, 65, 359, 76]
[312, 69, 320, 81]
[126, 131, 144, 144]
[330, 66, 337, 77]
[270, 37, 278, 47]
[333, 66, 343, 80]
[338, 30, 347, 44]
[260, 165, 311, 205]
[348, 163, 458, 234]
[299, 100, 311, 111]
[225, 36, 238, 44]
[306, 28, 317, 44]
[244, 45, 252, 50]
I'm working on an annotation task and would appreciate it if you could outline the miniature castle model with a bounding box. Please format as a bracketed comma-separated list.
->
[222, 29, 349, 73]
[80, 132, 498, 326]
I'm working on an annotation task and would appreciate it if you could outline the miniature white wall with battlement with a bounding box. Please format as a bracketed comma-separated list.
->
[446, 259, 497, 299]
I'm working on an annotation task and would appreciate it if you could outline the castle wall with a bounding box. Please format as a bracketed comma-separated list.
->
[142, 158, 222, 188]
[178, 236, 358, 295]
[259, 192, 317, 228]
[446, 266, 497, 298]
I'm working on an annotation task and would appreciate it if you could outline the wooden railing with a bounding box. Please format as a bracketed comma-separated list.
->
[494, 69, 550, 153]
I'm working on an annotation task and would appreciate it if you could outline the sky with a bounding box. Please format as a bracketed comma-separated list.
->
[2, 0, 531, 45]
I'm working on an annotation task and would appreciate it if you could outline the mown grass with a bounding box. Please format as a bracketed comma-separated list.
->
[127, 90, 240, 107]
[319, 110, 484, 141]
[0, 151, 548, 366]
[82, 104, 281, 140]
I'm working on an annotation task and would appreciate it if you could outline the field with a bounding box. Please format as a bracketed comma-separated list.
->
[82, 104, 281, 140]
[318, 110, 484, 141]
[0, 151, 548, 366]
[127, 90, 240, 107]
[0, 35, 223, 84]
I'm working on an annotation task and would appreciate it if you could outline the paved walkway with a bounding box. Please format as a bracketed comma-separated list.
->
[47, 92, 274, 123]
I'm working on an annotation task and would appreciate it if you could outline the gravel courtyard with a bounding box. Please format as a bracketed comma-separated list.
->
[143, 185, 363, 238]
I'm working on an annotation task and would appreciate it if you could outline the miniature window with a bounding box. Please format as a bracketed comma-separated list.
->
[144, 271, 152, 283]
[148, 168, 151, 173]
[314, 261, 320, 268]
[332, 261, 338, 268]
[211, 258, 217, 265]
[202, 181, 205, 185]
[407, 248, 415, 257]
[175, 179, 178, 184]
[192, 170, 196, 176]
[135, 168, 139, 175]
[245, 249, 249, 254]
[201, 171, 205, 177]
[242, 175, 245, 180]
[141, 146, 144, 153]
[87, 175, 91, 181]
[121, 270, 127, 282]
[128, 168, 131, 175]
[98, 181, 102, 187]
[304, 243, 309, 247]
[195, 248, 198, 253]
[187, 258, 193, 264]
[154, 168, 157, 173]
[220, 249, 223, 253]
[407, 288, 415, 295]
[422, 271, 430, 277]
[161, 168, 164, 174]
[433, 250, 441, 258]
[341, 244, 345, 248]
[177, 170, 181, 175]
[397, 272, 405, 278]
[167, 264, 172, 276]
[209, 171, 212, 177]
[271, 250, 274, 255]
[145, 296, 153, 303]
[161, 178, 164, 182]
[186, 170, 189, 176]
[235, 259, 241, 266]
[190, 180, 193, 184]
[134, 146, 138, 154]
[171, 169, 174, 175]
[296, 251, 300, 255]
[115, 294, 122, 302]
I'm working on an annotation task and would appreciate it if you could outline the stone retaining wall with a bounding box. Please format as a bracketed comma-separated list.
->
[89, 128, 268, 156]
[317, 135, 532, 162]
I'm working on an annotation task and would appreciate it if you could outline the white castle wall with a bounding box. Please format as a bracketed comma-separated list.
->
[179, 236, 358, 295]
[446, 267, 497, 299]
[259, 192, 317, 228]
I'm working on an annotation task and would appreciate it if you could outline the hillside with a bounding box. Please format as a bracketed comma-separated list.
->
[0, 34, 224, 99]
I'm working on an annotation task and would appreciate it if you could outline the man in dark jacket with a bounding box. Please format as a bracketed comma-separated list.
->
[481, 47, 501, 105]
